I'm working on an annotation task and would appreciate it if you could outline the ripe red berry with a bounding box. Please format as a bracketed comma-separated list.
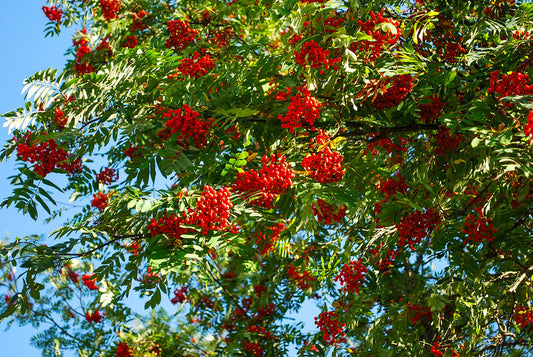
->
[85, 309, 104, 323]
[312, 198, 346, 225]
[81, 273, 98, 290]
[287, 264, 315, 290]
[334, 259, 367, 293]
[190, 185, 233, 234]
[233, 154, 294, 209]
[525, 110, 533, 138]
[91, 192, 109, 210]
[166, 19, 198, 50]
[488, 70, 533, 108]
[294, 40, 340, 72]
[418, 94, 445, 123]
[462, 207, 496, 245]
[16, 133, 81, 177]
[513, 305, 533, 328]
[350, 10, 401, 62]
[178, 51, 216, 79]
[157, 104, 213, 149]
[372, 75, 413, 110]
[147, 212, 192, 246]
[396, 208, 441, 250]
[278, 86, 321, 133]
[99, 0, 121, 21]
[96, 167, 118, 185]
[302, 147, 345, 184]
[171, 286, 188, 304]
[121, 35, 138, 49]
[115, 341, 132, 357]
[42, 6, 62, 22]
[314, 311, 346, 345]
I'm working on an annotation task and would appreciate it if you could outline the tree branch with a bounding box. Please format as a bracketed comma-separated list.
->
[340, 123, 440, 140]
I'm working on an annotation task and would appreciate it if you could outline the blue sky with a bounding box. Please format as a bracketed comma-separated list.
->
[0, 1, 77, 355]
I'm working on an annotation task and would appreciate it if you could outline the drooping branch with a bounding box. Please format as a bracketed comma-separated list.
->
[339, 122, 440, 140]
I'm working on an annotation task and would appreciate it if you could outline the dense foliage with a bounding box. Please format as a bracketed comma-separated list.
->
[2, 0, 533, 356]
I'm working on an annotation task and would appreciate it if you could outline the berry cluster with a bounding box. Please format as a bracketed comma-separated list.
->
[96, 167, 118, 185]
[171, 286, 188, 304]
[430, 342, 444, 357]
[377, 174, 408, 198]
[418, 94, 445, 123]
[82, 273, 98, 290]
[157, 104, 212, 149]
[525, 110, 533, 138]
[99, 0, 121, 21]
[16, 134, 81, 177]
[323, 12, 345, 33]
[488, 71, 533, 107]
[312, 198, 346, 225]
[463, 185, 492, 208]
[121, 35, 138, 48]
[314, 311, 346, 345]
[367, 134, 408, 158]
[199, 9, 213, 25]
[124, 145, 139, 159]
[130, 10, 148, 32]
[294, 40, 340, 73]
[350, 10, 401, 62]
[434, 127, 463, 156]
[95, 36, 113, 59]
[462, 207, 496, 245]
[368, 244, 397, 273]
[125, 241, 140, 255]
[396, 208, 441, 250]
[196, 296, 214, 310]
[54, 107, 68, 129]
[247, 325, 276, 340]
[287, 263, 315, 290]
[67, 269, 79, 284]
[73, 29, 93, 75]
[255, 222, 286, 255]
[233, 154, 294, 209]
[179, 51, 216, 78]
[434, 32, 466, 64]
[255, 303, 276, 318]
[225, 125, 241, 141]
[190, 185, 232, 234]
[115, 341, 132, 357]
[210, 27, 234, 48]
[406, 302, 432, 324]
[278, 86, 321, 133]
[372, 75, 413, 110]
[91, 192, 108, 210]
[334, 259, 367, 293]
[242, 341, 264, 356]
[513, 305, 533, 329]
[260, 154, 295, 194]
[140, 267, 161, 284]
[513, 30, 531, 41]
[288, 33, 303, 45]
[147, 212, 191, 247]
[302, 147, 344, 184]
[42, 6, 62, 22]
[85, 310, 104, 323]
[166, 19, 198, 50]
[311, 129, 330, 147]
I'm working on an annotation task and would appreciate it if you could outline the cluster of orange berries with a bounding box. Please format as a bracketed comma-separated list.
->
[16, 133, 81, 177]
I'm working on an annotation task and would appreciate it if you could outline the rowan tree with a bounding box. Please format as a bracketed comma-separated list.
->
[1, 0, 533, 356]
